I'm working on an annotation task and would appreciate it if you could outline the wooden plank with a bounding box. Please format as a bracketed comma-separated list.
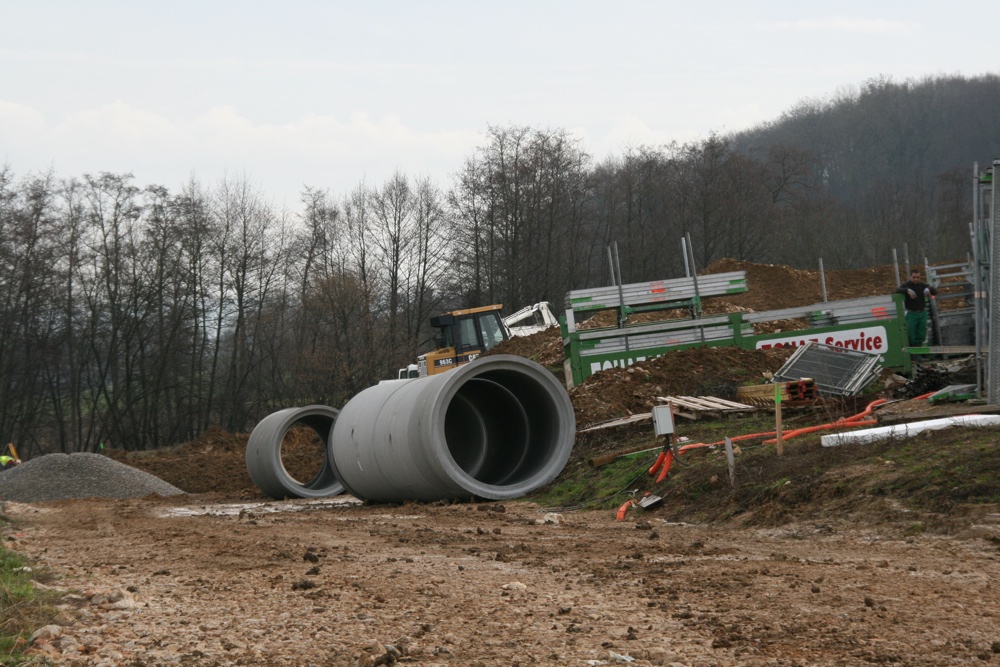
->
[659, 395, 756, 412]
[578, 413, 652, 433]
[694, 396, 757, 411]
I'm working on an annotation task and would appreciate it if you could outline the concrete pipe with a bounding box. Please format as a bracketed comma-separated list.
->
[329, 355, 576, 502]
[246, 405, 344, 499]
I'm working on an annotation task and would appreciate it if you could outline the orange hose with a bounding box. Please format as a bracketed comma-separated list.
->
[846, 398, 887, 421]
[762, 419, 877, 444]
[676, 429, 779, 454]
[676, 397, 889, 452]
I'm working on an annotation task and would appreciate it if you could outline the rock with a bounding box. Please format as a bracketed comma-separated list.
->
[29, 624, 62, 644]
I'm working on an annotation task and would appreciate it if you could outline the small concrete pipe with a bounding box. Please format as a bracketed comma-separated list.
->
[329, 355, 576, 502]
[246, 405, 345, 499]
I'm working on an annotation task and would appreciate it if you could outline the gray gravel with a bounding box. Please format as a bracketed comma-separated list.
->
[0, 453, 184, 503]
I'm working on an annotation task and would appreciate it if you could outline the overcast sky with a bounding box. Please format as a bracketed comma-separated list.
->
[2, 1, 996, 211]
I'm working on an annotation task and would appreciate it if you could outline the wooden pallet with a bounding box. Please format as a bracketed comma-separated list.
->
[656, 395, 759, 420]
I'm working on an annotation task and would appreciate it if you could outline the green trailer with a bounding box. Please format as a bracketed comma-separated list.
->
[561, 273, 910, 388]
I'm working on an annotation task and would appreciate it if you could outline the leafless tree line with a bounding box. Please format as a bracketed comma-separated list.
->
[0, 112, 975, 455]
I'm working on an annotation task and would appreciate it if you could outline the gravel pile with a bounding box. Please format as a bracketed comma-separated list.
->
[0, 453, 184, 503]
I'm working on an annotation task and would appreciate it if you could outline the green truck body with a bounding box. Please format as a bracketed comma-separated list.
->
[560, 271, 910, 387]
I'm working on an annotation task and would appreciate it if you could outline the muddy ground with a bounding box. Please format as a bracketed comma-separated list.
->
[7, 491, 1000, 667]
[4, 259, 999, 667]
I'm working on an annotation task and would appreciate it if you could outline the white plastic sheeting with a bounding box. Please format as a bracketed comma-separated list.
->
[821, 414, 1000, 447]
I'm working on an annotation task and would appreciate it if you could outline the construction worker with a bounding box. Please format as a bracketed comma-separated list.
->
[0, 455, 17, 470]
[896, 269, 937, 347]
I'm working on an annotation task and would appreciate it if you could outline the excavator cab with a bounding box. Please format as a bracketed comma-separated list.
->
[418, 304, 508, 376]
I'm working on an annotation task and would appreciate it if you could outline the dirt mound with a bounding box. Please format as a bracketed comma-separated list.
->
[104, 425, 324, 500]
[702, 258, 900, 313]
[487, 327, 564, 368]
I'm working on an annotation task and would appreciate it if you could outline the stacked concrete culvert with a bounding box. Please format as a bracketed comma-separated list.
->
[0, 453, 184, 503]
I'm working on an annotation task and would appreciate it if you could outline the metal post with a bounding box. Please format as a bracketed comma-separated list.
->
[892, 248, 900, 286]
[818, 258, 828, 302]
[612, 243, 629, 351]
[904, 243, 910, 278]
[681, 237, 691, 277]
[685, 233, 701, 313]
[685, 232, 706, 344]
[607, 246, 616, 287]
[972, 163, 984, 396]
[989, 160, 1000, 403]
[612, 241, 623, 286]
[981, 166, 992, 396]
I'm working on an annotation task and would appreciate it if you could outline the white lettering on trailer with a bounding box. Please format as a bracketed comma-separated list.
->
[755, 326, 889, 354]
[588, 355, 649, 375]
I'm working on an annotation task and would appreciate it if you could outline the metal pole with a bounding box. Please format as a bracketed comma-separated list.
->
[607, 246, 616, 287]
[972, 163, 984, 397]
[983, 168, 993, 360]
[989, 160, 1000, 403]
[681, 237, 691, 277]
[892, 248, 900, 286]
[613, 243, 629, 349]
[685, 232, 705, 342]
[613, 241, 623, 286]
[818, 258, 828, 302]
[904, 243, 910, 278]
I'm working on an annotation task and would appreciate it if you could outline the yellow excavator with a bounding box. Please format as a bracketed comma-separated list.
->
[398, 304, 509, 379]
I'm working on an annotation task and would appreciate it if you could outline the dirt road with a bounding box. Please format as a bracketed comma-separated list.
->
[6, 493, 1000, 666]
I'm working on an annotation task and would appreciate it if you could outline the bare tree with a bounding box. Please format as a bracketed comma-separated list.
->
[210, 175, 287, 430]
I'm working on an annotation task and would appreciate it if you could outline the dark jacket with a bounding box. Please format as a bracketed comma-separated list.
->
[896, 280, 936, 312]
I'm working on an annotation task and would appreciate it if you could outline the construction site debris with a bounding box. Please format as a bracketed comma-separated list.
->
[569, 346, 793, 428]
[773, 341, 882, 396]
[737, 378, 818, 405]
[894, 364, 954, 399]
[927, 383, 978, 403]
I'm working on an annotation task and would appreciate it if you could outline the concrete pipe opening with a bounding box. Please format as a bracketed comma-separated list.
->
[246, 405, 345, 499]
[329, 355, 576, 502]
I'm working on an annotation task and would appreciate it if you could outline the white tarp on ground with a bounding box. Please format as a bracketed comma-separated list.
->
[820, 414, 1000, 447]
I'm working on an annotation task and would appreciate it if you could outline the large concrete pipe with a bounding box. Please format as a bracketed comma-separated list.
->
[329, 355, 575, 502]
[246, 405, 344, 499]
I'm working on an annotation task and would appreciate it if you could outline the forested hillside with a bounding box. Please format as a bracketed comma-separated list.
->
[0, 73, 995, 456]
[732, 73, 1000, 266]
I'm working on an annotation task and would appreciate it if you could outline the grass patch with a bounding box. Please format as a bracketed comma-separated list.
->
[537, 455, 654, 511]
[0, 520, 62, 665]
